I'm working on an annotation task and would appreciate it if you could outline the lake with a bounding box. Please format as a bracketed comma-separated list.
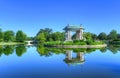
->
[0, 45, 120, 78]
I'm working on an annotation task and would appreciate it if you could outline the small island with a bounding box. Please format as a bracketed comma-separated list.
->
[36, 24, 107, 48]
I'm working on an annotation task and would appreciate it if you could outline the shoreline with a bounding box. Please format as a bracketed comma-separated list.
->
[0, 42, 24, 45]
[45, 44, 107, 48]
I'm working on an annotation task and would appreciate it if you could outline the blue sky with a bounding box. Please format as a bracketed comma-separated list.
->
[0, 0, 120, 36]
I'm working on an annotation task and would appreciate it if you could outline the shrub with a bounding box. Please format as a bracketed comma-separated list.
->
[86, 40, 103, 45]
[73, 40, 84, 43]
[86, 40, 93, 45]
[63, 41, 73, 45]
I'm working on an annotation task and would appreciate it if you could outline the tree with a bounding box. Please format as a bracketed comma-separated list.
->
[16, 30, 27, 42]
[4, 31, 15, 42]
[91, 33, 97, 40]
[97, 32, 107, 40]
[37, 32, 46, 44]
[84, 32, 92, 40]
[60, 32, 65, 41]
[51, 32, 61, 41]
[107, 30, 117, 40]
[0, 28, 4, 42]
[36, 28, 52, 41]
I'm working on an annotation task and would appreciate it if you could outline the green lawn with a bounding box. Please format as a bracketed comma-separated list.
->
[0, 42, 24, 45]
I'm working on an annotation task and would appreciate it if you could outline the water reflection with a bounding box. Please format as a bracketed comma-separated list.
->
[0, 45, 14, 56]
[37, 45, 52, 57]
[0, 45, 120, 78]
[64, 50, 85, 66]
[0, 44, 120, 57]
[0, 45, 26, 57]
[107, 45, 120, 54]
[16, 45, 27, 56]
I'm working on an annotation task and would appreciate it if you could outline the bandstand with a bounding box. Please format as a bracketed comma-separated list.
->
[63, 24, 84, 41]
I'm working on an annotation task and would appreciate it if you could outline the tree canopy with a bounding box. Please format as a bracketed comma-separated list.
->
[16, 30, 27, 42]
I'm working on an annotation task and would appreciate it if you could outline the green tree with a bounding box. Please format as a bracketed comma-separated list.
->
[0, 28, 4, 42]
[97, 32, 107, 40]
[84, 32, 92, 40]
[37, 28, 52, 41]
[107, 30, 117, 40]
[60, 32, 65, 41]
[4, 31, 15, 42]
[52, 32, 61, 41]
[16, 30, 27, 42]
[91, 33, 97, 40]
[37, 33, 46, 44]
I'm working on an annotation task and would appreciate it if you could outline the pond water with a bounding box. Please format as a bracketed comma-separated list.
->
[0, 45, 120, 78]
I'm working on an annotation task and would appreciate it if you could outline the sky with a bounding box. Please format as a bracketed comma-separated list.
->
[0, 0, 120, 37]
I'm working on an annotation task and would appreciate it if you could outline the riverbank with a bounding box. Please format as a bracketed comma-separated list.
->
[0, 42, 24, 45]
[45, 44, 107, 48]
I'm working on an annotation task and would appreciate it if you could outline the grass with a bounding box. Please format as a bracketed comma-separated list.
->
[0, 42, 24, 45]
[44, 40, 104, 46]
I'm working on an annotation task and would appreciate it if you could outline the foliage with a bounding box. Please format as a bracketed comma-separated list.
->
[91, 33, 97, 40]
[0, 29, 4, 42]
[16, 30, 27, 42]
[36, 28, 65, 42]
[84, 32, 92, 40]
[4, 31, 15, 42]
[36, 32, 46, 44]
[107, 30, 117, 40]
[45, 41, 61, 46]
[97, 32, 107, 40]
[86, 40, 103, 45]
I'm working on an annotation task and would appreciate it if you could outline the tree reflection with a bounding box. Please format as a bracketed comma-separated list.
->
[0, 46, 3, 56]
[36, 45, 52, 57]
[3, 45, 14, 56]
[108, 45, 119, 54]
[100, 47, 107, 53]
[16, 45, 27, 56]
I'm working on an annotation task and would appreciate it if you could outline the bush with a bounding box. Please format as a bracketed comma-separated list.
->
[86, 40, 103, 45]
[45, 41, 61, 45]
[63, 41, 73, 45]
[86, 40, 93, 45]
[73, 40, 84, 43]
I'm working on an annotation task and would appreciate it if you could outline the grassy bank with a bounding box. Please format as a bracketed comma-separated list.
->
[44, 40, 104, 46]
[0, 42, 25, 45]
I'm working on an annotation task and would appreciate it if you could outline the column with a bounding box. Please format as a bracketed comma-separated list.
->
[79, 28, 83, 40]
[65, 30, 71, 41]
[76, 31, 80, 40]
[68, 30, 71, 41]
[66, 50, 72, 60]
[77, 52, 85, 62]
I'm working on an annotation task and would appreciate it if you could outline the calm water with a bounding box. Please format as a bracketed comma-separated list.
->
[0, 45, 120, 78]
